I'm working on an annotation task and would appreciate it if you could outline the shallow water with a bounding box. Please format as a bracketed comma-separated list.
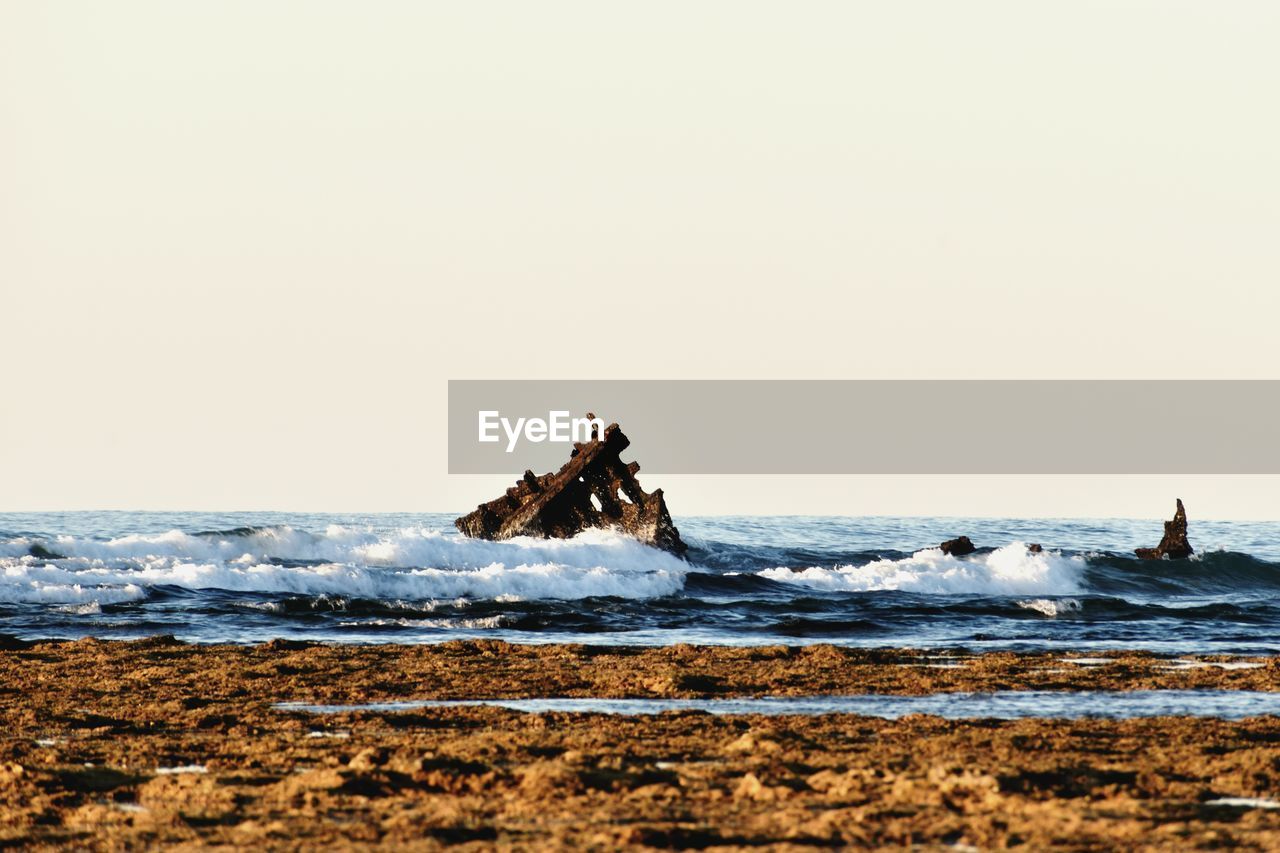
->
[275, 690, 1280, 720]
[3, 511, 1280, 652]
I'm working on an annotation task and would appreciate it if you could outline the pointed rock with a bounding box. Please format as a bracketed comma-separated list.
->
[454, 418, 687, 556]
[1135, 498, 1193, 560]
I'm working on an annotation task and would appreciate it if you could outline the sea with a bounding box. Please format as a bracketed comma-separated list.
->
[2, 511, 1279, 654]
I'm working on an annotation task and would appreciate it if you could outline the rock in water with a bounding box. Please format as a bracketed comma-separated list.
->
[454, 418, 687, 556]
[938, 536, 976, 556]
[1135, 499, 1194, 560]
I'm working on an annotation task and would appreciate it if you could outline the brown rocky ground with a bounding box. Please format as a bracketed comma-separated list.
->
[3, 638, 1280, 849]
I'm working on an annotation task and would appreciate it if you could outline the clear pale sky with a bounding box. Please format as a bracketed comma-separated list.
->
[3, 2, 1278, 519]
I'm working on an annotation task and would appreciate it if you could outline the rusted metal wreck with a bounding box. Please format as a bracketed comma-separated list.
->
[454, 417, 687, 556]
[1135, 498, 1194, 560]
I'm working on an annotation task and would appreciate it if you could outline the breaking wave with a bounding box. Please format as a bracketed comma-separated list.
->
[0, 581, 146, 606]
[0, 526, 688, 605]
[1015, 597, 1083, 618]
[5, 512, 1280, 651]
[758, 543, 1086, 596]
[1, 524, 679, 572]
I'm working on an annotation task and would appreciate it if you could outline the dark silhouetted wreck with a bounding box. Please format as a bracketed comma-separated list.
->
[1135, 498, 1194, 560]
[454, 418, 687, 556]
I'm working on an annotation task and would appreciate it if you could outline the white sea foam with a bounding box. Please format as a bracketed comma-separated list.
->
[56, 601, 104, 615]
[0, 576, 146, 606]
[10, 525, 677, 571]
[1016, 598, 1082, 617]
[0, 527, 686, 604]
[1, 560, 684, 603]
[336, 615, 508, 630]
[759, 543, 1085, 596]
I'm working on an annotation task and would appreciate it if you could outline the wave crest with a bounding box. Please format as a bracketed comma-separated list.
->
[758, 543, 1086, 596]
[0, 527, 687, 604]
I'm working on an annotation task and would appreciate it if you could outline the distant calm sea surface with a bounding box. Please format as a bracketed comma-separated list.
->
[2, 512, 1279, 653]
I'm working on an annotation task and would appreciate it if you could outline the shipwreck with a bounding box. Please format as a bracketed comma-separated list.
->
[454, 416, 688, 556]
[1135, 498, 1194, 560]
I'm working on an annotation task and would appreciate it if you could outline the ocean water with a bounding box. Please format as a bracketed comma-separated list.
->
[275, 691, 1280, 720]
[2, 511, 1279, 653]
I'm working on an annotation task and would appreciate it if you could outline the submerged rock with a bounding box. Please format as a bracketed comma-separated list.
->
[1135, 498, 1194, 560]
[0, 634, 33, 651]
[938, 536, 976, 556]
[454, 417, 687, 556]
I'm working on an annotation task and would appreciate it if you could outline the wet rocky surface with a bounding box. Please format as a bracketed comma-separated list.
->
[5, 638, 1280, 849]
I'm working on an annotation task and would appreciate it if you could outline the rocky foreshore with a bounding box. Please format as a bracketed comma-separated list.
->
[4, 639, 1280, 848]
